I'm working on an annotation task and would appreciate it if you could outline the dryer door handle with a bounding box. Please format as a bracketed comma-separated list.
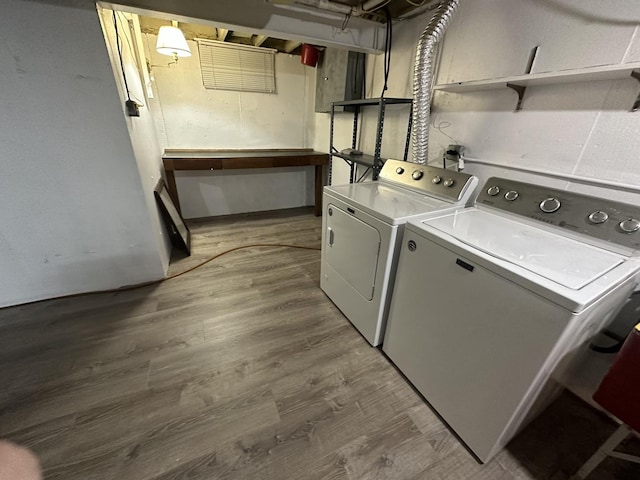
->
[328, 227, 335, 246]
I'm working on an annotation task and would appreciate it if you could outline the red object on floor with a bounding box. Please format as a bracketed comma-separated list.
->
[593, 324, 640, 431]
[301, 44, 319, 67]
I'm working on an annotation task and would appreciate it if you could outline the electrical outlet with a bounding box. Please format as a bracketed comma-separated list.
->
[125, 99, 140, 117]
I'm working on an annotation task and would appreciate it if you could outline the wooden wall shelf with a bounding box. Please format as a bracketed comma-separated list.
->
[434, 62, 640, 111]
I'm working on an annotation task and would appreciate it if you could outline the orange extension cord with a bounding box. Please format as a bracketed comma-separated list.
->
[16, 244, 321, 307]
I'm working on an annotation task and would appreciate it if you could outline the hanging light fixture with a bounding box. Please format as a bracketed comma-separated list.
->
[156, 21, 191, 62]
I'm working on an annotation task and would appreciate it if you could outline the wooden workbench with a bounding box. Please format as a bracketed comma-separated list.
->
[162, 149, 329, 216]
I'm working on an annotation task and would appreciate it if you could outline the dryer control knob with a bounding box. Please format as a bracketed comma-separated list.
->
[504, 190, 519, 201]
[412, 170, 424, 180]
[588, 211, 609, 224]
[619, 218, 640, 234]
[540, 197, 561, 213]
[396, 167, 405, 174]
[444, 178, 455, 187]
[487, 186, 500, 196]
[432, 175, 442, 184]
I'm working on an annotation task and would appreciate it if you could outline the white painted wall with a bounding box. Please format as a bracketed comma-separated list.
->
[315, 0, 640, 197]
[431, 0, 640, 192]
[0, 0, 166, 308]
[145, 34, 318, 218]
[99, 8, 172, 272]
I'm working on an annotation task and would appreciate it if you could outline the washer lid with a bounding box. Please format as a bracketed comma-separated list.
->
[425, 209, 624, 290]
[325, 182, 450, 224]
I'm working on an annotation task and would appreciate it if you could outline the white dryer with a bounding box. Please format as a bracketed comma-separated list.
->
[321, 159, 478, 346]
[383, 176, 640, 462]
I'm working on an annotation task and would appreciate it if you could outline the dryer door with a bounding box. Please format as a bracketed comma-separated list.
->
[325, 204, 381, 300]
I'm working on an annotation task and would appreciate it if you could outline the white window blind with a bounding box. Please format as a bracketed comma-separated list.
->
[196, 39, 277, 94]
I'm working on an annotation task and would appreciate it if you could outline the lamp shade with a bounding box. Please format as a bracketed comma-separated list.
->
[156, 26, 191, 58]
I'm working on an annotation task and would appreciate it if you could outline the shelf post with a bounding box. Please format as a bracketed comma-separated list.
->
[349, 107, 359, 183]
[329, 103, 335, 185]
[404, 101, 413, 162]
[351, 108, 359, 150]
[373, 98, 385, 180]
[631, 70, 640, 112]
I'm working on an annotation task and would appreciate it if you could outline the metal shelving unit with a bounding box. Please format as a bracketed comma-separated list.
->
[329, 97, 413, 184]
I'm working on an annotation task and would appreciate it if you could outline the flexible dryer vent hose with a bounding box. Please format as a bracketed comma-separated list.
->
[411, 0, 460, 164]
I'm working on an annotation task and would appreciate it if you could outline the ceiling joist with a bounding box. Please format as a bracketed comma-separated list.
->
[284, 39, 302, 53]
[216, 28, 229, 41]
[253, 34, 269, 47]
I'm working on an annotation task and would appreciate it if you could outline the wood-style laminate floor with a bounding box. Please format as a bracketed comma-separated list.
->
[1, 207, 638, 479]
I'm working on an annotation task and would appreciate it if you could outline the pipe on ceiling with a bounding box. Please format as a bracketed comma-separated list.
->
[295, 0, 352, 15]
[269, 0, 390, 18]
[360, 0, 390, 12]
[411, 0, 460, 164]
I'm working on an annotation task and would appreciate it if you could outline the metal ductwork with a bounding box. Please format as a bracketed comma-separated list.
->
[411, 0, 460, 164]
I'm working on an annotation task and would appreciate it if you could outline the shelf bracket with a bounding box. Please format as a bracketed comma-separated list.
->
[631, 70, 640, 112]
[506, 83, 526, 112]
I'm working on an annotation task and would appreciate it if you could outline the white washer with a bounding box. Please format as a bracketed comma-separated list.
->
[383, 176, 640, 463]
[321, 159, 478, 346]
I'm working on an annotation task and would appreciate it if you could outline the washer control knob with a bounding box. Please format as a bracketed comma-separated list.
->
[619, 218, 640, 234]
[504, 190, 519, 201]
[443, 178, 455, 187]
[487, 186, 500, 196]
[412, 170, 424, 180]
[432, 175, 442, 184]
[588, 211, 609, 224]
[540, 197, 561, 213]
[396, 167, 405, 175]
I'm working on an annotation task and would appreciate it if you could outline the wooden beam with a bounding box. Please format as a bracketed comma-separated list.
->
[217, 28, 229, 41]
[284, 40, 302, 53]
[254, 34, 268, 47]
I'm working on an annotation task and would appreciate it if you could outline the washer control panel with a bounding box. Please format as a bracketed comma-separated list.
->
[477, 177, 640, 250]
[379, 159, 476, 202]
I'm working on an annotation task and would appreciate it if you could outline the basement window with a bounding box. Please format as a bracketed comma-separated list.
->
[196, 39, 277, 94]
